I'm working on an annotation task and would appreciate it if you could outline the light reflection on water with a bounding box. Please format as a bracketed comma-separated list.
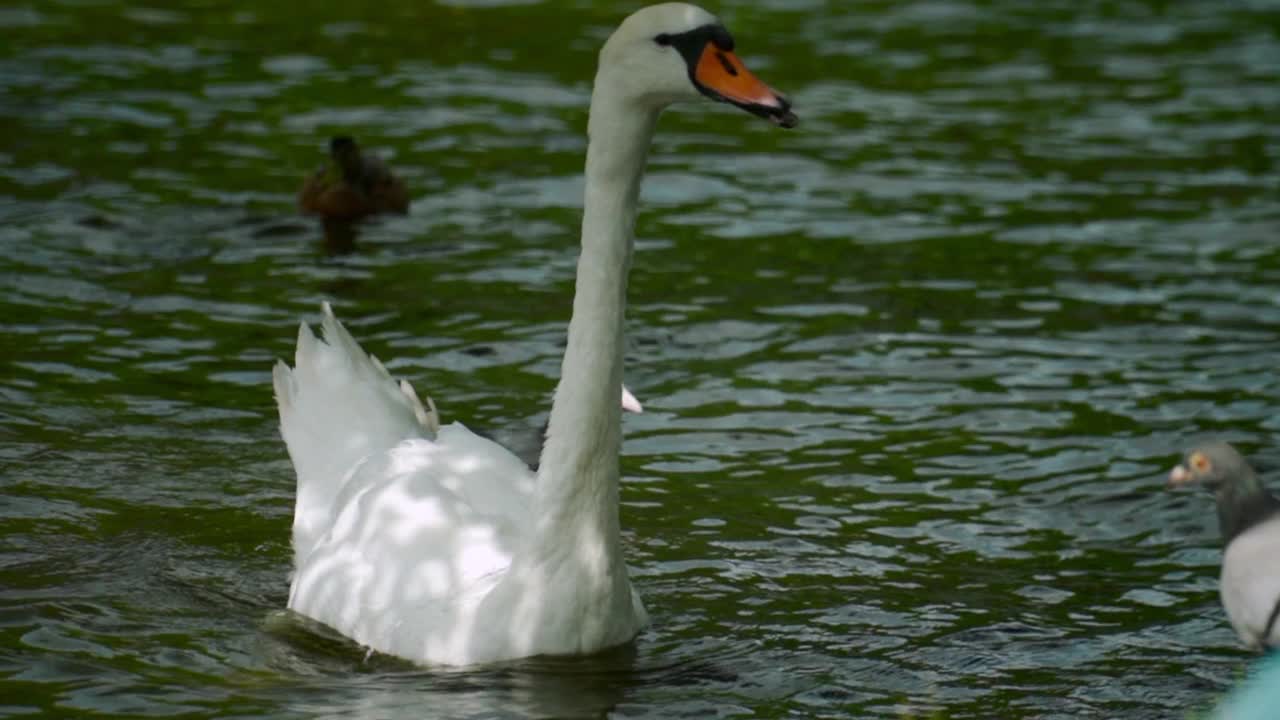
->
[2, 0, 1279, 717]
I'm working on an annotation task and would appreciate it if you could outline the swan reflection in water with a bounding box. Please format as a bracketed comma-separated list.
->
[261, 611, 743, 719]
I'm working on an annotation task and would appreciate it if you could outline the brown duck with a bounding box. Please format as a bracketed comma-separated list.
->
[298, 136, 409, 221]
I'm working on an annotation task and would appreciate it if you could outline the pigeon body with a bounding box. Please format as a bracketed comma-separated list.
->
[1169, 442, 1280, 650]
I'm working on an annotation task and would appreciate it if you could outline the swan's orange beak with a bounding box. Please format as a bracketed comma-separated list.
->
[692, 44, 797, 128]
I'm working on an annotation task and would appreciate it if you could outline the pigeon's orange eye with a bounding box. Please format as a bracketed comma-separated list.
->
[1191, 452, 1211, 473]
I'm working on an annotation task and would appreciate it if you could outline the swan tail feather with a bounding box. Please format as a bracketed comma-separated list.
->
[399, 379, 440, 433]
[275, 302, 436, 561]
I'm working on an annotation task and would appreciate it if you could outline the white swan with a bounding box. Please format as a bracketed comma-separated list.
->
[272, 2, 796, 666]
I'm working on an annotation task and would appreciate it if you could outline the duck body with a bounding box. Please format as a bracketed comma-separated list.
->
[274, 2, 795, 666]
[298, 136, 409, 221]
[1169, 442, 1280, 650]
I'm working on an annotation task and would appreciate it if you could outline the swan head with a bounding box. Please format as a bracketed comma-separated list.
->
[598, 3, 797, 128]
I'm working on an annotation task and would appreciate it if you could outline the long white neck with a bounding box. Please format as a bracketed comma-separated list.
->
[531, 78, 656, 568]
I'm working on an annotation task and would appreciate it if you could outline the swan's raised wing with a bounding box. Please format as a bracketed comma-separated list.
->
[274, 302, 440, 562]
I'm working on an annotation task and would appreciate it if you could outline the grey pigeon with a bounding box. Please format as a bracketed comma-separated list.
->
[1169, 441, 1280, 650]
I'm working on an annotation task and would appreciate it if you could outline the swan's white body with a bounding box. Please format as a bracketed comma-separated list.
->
[273, 2, 793, 666]
[275, 305, 646, 664]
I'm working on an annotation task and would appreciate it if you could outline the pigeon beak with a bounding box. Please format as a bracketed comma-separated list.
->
[1167, 464, 1193, 489]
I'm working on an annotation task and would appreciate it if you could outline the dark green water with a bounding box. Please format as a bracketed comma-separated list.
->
[3, 0, 1279, 717]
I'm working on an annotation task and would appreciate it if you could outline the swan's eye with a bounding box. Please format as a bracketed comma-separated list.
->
[654, 33, 672, 46]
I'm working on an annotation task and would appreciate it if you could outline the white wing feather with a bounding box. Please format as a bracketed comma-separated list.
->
[273, 302, 439, 562]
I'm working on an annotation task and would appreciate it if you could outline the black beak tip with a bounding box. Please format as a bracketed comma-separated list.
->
[766, 94, 797, 128]
[705, 84, 799, 129]
[772, 109, 798, 129]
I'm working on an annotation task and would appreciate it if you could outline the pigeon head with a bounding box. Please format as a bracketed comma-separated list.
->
[1168, 441, 1255, 493]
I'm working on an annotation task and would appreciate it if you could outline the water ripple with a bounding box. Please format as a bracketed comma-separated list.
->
[2, 0, 1279, 717]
